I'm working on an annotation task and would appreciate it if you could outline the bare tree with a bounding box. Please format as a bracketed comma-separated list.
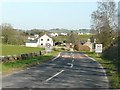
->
[91, 0, 117, 48]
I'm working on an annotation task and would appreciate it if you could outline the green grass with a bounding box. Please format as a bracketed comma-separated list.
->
[2, 44, 44, 56]
[53, 36, 67, 42]
[84, 51, 120, 88]
[77, 34, 93, 41]
[2, 51, 59, 75]
[52, 35, 93, 42]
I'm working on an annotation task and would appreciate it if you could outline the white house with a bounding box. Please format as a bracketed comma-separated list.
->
[78, 32, 84, 35]
[25, 39, 38, 47]
[60, 32, 67, 36]
[26, 34, 53, 47]
[50, 33, 59, 37]
[38, 34, 53, 47]
[27, 34, 39, 40]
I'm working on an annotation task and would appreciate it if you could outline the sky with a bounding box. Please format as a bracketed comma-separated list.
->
[1, 0, 119, 30]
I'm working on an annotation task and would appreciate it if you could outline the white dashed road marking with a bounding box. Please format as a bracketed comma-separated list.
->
[72, 60, 74, 62]
[45, 70, 64, 82]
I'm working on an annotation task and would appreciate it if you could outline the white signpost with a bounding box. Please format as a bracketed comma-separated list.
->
[95, 44, 102, 56]
[45, 43, 52, 53]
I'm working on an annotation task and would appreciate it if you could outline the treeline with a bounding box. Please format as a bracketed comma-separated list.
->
[1, 23, 27, 45]
[0, 23, 49, 45]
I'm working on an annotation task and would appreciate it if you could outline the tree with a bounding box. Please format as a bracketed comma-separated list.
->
[1, 23, 26, 45]
[91, 0, 117, 48]
[66, 31, 78, 45]
[1, 23, 15, 44]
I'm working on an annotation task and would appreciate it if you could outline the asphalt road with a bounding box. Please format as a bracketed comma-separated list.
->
[2, 52, 109, 88]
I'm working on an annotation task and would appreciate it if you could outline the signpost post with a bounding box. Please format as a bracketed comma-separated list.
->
[45, 43, 52, 54]
[95, 44, 102, 56]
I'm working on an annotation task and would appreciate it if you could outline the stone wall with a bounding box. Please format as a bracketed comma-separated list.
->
[1, 51, 43, 63]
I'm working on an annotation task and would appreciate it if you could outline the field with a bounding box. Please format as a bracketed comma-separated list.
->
[53, 35, 93, 42]
[1, 45, 63, 75]
[77, 34, 93, 41]
[2, 45, 44, 56]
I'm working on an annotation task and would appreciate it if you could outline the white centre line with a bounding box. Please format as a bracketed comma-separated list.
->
[72, 60, 74, 62]
[67, 63, 73, 68]
[70, 64, 73, 68]
[72, 54, 74, 58]
[45, 70, 64, 82]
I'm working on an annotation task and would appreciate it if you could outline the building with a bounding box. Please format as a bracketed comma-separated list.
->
[50, 33, 59, 37]
[84, 39, 93, 52]
[38, 34, 53, 47]
[78, 32, 84, 35]
[60, 32, 67, 36]
[26, 34, 53, 47]
[27, 34, 39, 40]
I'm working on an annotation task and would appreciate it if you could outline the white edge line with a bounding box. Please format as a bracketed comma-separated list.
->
[45, 70, 64, 82]
[84, 54, 109, 87]
[51, 52, 61, 61]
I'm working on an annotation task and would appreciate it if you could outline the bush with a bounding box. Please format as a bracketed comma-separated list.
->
[74, 44, 90, 51]
[61, 47, 65, 50]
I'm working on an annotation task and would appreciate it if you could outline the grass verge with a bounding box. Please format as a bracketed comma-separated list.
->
[84, 51, 120, 88]
[2, 51, 59, 75]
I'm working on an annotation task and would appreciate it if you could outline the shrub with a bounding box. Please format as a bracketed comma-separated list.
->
[74, 44, 90, 51]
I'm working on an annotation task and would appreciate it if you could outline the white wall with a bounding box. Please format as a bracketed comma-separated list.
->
[26, 43, 38, 47]
[26, 34, 53, 47]
[38, 34, 53, 47]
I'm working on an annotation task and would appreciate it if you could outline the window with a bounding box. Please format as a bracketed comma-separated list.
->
[47, 39, 49, 41]
[41, 43, 43, 45]
[41, 39, 43, 41]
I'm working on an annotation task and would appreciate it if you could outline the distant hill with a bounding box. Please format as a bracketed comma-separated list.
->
[48, 28, 70, 33]
[78, 29, 90, 34]
[48, 28, 90, 34]
[25, 28, 91, 36]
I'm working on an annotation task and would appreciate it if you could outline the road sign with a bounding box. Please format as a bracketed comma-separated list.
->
[95, 44, 102, 53]
[45, 43, 52, 53]
[46, 43, 51, 48]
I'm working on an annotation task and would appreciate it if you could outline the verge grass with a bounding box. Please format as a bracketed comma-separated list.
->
[84, 51, 120, 88]
[2, 51, 59, 75]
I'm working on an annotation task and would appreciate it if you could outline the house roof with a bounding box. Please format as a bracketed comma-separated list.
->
[40, 34, 52, 39]
[26, 39, 38, 43]
[26, 34, 53, 43]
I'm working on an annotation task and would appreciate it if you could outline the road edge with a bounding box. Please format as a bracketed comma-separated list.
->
[84, 54, 110, 88]
[51, 52, 61, 61]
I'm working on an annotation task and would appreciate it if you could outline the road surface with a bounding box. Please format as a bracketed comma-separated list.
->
[2, 52, 109, 88]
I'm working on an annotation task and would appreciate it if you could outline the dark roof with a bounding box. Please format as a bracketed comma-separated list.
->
[26, 39, 38, 43]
